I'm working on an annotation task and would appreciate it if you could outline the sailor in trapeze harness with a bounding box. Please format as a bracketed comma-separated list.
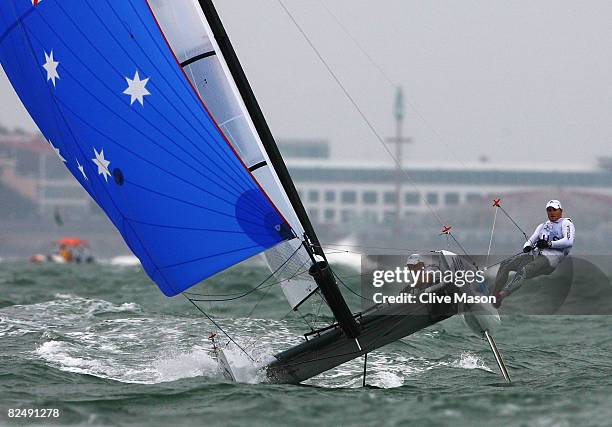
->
[492, 199, 575, 308]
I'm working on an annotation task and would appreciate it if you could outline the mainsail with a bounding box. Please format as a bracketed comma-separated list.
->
[0, 0, 348, 314]
[0, 0, 294, 296]
[147, 0, 318, 308]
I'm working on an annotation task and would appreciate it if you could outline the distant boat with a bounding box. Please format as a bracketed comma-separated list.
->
[0, 0, 508, 384]
[29, 237, 94, 264]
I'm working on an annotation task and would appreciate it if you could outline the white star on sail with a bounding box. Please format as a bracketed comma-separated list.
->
[76, 159, 88, 180]
[48, 140, 66, 163]
[42, 51, 60, 87]
[123, 71, 150, 106]
[92, 148, 111, 182]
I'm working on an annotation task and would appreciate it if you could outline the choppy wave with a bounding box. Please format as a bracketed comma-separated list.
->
[1, 262, 611, 426]
[1, 291, 496, 389]
[35, 340, 221, 384]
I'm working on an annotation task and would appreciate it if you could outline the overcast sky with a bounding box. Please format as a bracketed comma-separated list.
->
[1, 0, 610, 166]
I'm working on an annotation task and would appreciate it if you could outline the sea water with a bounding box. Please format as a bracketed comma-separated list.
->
[0, 261, 611, 426]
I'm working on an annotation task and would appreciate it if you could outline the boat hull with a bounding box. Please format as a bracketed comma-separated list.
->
[266, 296, 457, 384]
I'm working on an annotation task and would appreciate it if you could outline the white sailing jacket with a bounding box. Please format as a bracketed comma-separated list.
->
[523, 218, 575, 265]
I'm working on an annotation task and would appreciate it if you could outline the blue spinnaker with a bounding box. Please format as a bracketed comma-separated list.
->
[0, 0, 292, 296]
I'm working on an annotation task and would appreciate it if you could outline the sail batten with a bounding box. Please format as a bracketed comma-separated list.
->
[180, 51, 216, 67]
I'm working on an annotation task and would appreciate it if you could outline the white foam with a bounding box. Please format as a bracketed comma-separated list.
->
[373, 371, 404, 388]
[107, 255, 141, 267]
[152, 348, 220, 383]
[36, 340, 223, 384]
[36, 341, 105, 372]
[49, 294, 141, 317]
[449, 352, 493, 372]
[219, 345, 270, 384]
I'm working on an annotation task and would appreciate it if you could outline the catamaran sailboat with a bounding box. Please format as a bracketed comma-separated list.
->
[0, 0, 509, 384]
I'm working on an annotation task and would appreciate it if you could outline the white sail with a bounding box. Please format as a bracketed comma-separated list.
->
[149, 0, 316, 308]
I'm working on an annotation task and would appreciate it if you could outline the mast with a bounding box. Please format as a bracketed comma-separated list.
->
[197, 0, 360, 338]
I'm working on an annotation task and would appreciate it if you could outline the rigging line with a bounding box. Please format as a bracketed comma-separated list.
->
[316, 0, 394, 86]
[188, 243, 303, 302]
[44, 4, 262, 201]
[315, 0, 469, 170]
[296, 308, 316, 332]
[318, 243, 436, 253]
[333, 270, 373, 302]
[445, 232, 478, 268]
[182, 268, 310, 298]
[244, 284, 271, 320]
[280, 2, 481, 262]
[321, 249, 354, 255]
[498, 205, 530, 241]
[183, 296, 254, 362]
[484, 251, 523, 270]
[241, 259, 314, 350]
[276, 0, 450, 231]
[278, 307, 297, 322]
[313, 294, 325, 329]
[240, 284, 277, 352]
[486, 206, 499, 267]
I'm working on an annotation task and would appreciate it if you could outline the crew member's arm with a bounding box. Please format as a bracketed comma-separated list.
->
[550, 219, 575, 249]
[523, 224, 543, 251]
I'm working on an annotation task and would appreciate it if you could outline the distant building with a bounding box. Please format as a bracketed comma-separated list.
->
[287, 159, 612, 227]
[0, 133, 90, 217]
[2, 133, 611, 231]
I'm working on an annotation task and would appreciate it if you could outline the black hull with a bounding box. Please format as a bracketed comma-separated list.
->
[266, 298, 457, 384]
